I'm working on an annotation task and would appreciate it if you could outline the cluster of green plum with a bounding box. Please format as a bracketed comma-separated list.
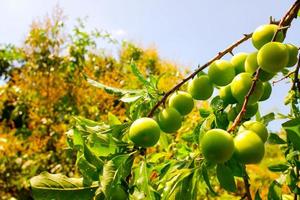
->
[201, 121, 268, 165]
[128, 24, 298, 165]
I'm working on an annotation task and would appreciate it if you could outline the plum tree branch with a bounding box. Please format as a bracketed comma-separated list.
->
[227, 0, 300, 133]
[147, 33, 252, 117]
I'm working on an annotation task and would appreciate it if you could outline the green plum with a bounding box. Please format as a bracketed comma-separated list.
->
[169, 91, 194, 115]
[239, 121, 268, 142]
[257, 42, 289, 74]
[234, 130, 265, 164]
[219, 84, 237, 105]
[260, 82, 272, 101]
[231, 53, 248, 74]
[157, 108, 182, 133]
[201, 129, 234, 163]
[129, 118, 161, 147]
[188, 75, 214, 100]
[208, 60, 235, 86]
[252, 24, 284, 49]
[245, 52, 275, 81]
[286, 43, 299, 67]
[231, 72, 264, 105]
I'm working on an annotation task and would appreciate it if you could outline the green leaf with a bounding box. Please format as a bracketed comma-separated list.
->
[30, 172, 98, 200]
[130, 62, 150, 86]
[268, 163, 289, 172]
[286, 129, 300, 151]
[268, 133, 286, 144]
[101, 154, 133, 199]
[136, 160, 155, 200]
[216, 164, 237, 192]
[260, 112, 275, 125]
[87, 78, 142, 96]
[199, 108, 211, 118]
[77, 156, 99, 183]
[268, 180, 282, 200]
[226, 158, 243, 177]
[255, 190, 262, 200]
[210, 96, 225, 112]
[162, 168, 193, 200]
[83, 143, 104, 171]
[107, 112, 121, 125]
[201, 164, 217, 195]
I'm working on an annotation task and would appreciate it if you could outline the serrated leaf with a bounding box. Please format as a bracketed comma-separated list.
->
[260, 112, 275, 125]
[130, 63, 150, 86]
[137, 160, 155, 200]
[107, 112, 121, 125]
[162, 168, 193, 200]
[77, 156, 99, 183]
[216, 164, 237, 192]
[210, 96, 225, 112]
[87, 78, 142, 96]
[268, 133, 286, 144]
[30, 172, 98, 200]
[83, 143, 104, 171]
[268, 180, 282, 200]
[268, 163, 289, 172]
[201, 164, 217, 195]
[286, 129, 300, 151]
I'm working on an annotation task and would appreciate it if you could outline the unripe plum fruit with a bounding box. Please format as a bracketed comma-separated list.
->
[234, 130, 265, 164]
[231, 53, 248, 74]
[188, 75, 214, 100]
[219, 84, 237, 105]
[258, 42, 289, 74]
[168, 91, 194, 115]
[260, 82, 272, 101]
[245, 52, 274, 81]
[285, 44, 299, 67]
[200, 129, 234, 163]
[252, 24, 284, 49]
[239, 121, 268, 142]
[236, 103, 258, 119]
[208, 60, 235, 86]
[129, 117, 160, 148]
[231, 72, 264, 105]
[157, 108, 182, 133]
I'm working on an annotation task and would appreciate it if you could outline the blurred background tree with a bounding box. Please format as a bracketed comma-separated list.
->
[0, 9, 182, 199]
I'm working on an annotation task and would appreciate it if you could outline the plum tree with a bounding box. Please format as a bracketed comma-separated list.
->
[168, 91, 194, 115]
[234, 130, 265, 164]
[239, 121, 268, 142]
[257, 42, 289, 74]
[231, 72, 264, 104]
[260, 82, 272, 101]
[157, 107, 182, 133]
[286, 43, 299, 67]
[129, 117, 161, 147]
[200, 129, 234, 163]
[187, 75, 214, 100]
[245, 51, 274, 81]
[252, 24, 284, 49]
[231, 53, 248, 74]
[208, 60, 235, 86]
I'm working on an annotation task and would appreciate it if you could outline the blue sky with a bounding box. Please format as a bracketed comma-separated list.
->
[1, 0, 299, 131]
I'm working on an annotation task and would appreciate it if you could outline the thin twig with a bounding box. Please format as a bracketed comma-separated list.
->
[291, 53, 300, 92]
[272, 70, 295, 85]
[147, 33, 252, 117]
[243, 174, 252, 200]
[228, 0, 300, 133]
